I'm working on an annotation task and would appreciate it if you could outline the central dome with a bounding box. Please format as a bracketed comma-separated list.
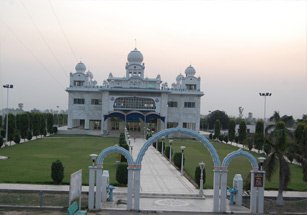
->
[185, 65, 196, 77]
[127, 48, 143, 64]
[75, 61, 86, 73]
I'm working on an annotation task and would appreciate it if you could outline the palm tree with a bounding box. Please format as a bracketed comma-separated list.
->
[263, 121, 291, 206]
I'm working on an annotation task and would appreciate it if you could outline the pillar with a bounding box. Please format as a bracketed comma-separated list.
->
[250, 171, 257, 213]
[220, 171, 228, 212]
[213, 170, 221, 212]
[134, 168, 141, 210]
[127, 168, 134, 210]
[88, 167, 96, 210]
[95, 167, 103, 209]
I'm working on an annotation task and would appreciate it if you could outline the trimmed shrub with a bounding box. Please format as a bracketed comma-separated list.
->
[247, 138, 253, 151]
[164, 146, 172, 159]
[121, 154, 127, 162]
[51, 160, 64, 184]
[27, 131, 32, 141]
[157, 141, 165, 153]
[0, 136, 3, 148]
[121, 144, 129, 151]
[224, 135, 229, 143]
[119, 139, 126, 147]
[218, 134, 224, 142]
[146, 134, 152, 140]
[153, 141, 156, 148]
[52, 126, 58, 134]
[174, 152, 184, 169]
[195, 166, 206, 187]
[209, 133, 213, 139]
[116, 163, 128, 185]
[14, 133, 21, 144]
[235, 136, 239, 143]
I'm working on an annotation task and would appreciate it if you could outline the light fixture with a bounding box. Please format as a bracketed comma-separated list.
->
[90, 154, 98, 166]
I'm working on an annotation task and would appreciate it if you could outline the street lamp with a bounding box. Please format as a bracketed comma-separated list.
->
[199, 161, 205, 196]
[169, 140, 173, 164]
[180, 146, 186, 176]
[3, 84, 13, 146]
[89, 154, 98, 166]
[259, 92, 272, 152]
[258, 157, 266, 171]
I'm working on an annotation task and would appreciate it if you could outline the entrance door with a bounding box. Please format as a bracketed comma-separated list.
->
[127, 122, 141, 132]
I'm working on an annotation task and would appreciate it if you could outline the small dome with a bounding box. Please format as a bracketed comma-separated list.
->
[86, 71, 93, 79]
[127, 48, 143, 64]
[176, 73, 184, 82]
[185, 65, 196, 77]
[75, 61, 86, 73]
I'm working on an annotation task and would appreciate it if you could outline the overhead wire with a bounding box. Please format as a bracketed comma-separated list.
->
[48, 0, 79, 63]
[20, 0, 69, 79]
[0, 19, 65, 90]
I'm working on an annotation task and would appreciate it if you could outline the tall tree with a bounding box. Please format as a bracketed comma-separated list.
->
[47, 113, 54, 134]
[208, 110, 230, 130]
[32, 113, 41, 137]
[40, 113, 46, 137]
[228, 119, 236, 143]
[254, 120, 264, 152]
[238, 120, 247, 146]
[264, 121, 291, 206]
[214, 120, 221, 139]
[19, 113, 30, 141]
[293, 123, 307, 181]
[270, 111, 281, 123]
[7, 113, 16, 144]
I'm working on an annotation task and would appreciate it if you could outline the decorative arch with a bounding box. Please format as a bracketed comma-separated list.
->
[97, 145, 134, 166]
[222, 149, 258, 169]
[103, 111, 125, 121]
[135, 126, 221, 167]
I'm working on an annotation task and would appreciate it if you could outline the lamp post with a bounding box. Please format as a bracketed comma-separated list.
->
[130, 145, 134, 156]
[161, 136, 165, 155]
[259, 92, 272, 152]
[3, 84, 13, 146]
[89, 154, 98, 166]
[199, 161, 205, 196]
[258, 157, 266, 171]
[180, 146, 186, 176]
[169, 140, 173, 164]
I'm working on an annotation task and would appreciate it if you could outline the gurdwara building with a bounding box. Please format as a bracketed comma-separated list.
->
[66, 48, 204, 136]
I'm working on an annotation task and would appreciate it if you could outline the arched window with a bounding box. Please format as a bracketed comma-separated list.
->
[113, 97, 156, 111]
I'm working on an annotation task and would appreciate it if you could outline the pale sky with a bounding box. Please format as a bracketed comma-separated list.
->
[0, 0, 306, 119]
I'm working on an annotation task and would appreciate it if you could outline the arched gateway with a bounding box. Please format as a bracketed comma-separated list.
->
[88, 127, 265, 213]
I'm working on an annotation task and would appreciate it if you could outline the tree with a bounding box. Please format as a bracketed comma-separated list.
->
[32, 113, 41, 137]
[19, 113, 30, 141]
[263, 121, 291, 206]
[200, 117, 208, 131]
[214, 120, 221, 139]
[293, 123, 307, 181]
[208, 110, 230, 130]
[0, 136, 3, 148]
[270, 111, 281, 123]
[40, 113, 46, 137]
[228, 119, 236, 143]
[254, 120, 264, 152]
[238, 120, 247, 146]
[51, 160, 64, 184]
[14, 133, 21, 144]
[6, 114, 16, 144]
[47, 113, 54, 134]
[281, 115, 295, 128]
[0, 115, 2, 128]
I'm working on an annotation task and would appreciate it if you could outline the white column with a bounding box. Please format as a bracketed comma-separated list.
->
[127, 168, 134, 210]
[213, 170, 221, 212]
[250, 171, 257, 213]
[95, 167, 103, 209]
[220, 171, 228, 212]
[134, 169, 141, 210]
[88, 167, 96, 210]
[257, 172, 266, 213]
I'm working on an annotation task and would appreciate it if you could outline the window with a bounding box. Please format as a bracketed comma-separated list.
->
[74, 98, 84, 104]
[167, 122, 178, 128]
[91, 99, 102, 105]
[74, 81, 84, 86]
[168, 101, 178, 108]
[111, 122, 120, 130]
[183, 122, 196, 130]
[186, 84, 196, 90]
[184, 102, 195, 108]
[113, 97, 156, 110]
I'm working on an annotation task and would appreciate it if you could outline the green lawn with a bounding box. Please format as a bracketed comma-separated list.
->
[0, 135, 306, 191]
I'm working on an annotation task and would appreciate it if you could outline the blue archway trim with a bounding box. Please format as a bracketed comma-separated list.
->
[146, 113, 165, 122]
[104, 112, 125, 121]
[126, 112, 145, 121]
[222, 149, 258, 169]
[97, 145, 134, 166]
[135, 126, 221, 167]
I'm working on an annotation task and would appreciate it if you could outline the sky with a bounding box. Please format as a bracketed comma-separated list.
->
[0, 0, 306, 119]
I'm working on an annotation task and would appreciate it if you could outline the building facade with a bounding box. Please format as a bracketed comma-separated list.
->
[66, 48, 204, 136]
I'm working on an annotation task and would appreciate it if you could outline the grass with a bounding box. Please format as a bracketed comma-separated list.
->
[0, 135, 306, 191]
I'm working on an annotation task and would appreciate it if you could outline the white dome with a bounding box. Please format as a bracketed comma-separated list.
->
[75, 61, 86, 73]
[127, 48, 143, 64]
[185, 65, 196, 76]
[176, 73, 184, 82]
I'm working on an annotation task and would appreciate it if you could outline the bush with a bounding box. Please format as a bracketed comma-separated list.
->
[51, 160, 64, 184]
[121, 154, 127, 162]
[121, 144, 129, 151]
[224, 135, 229, 143]
[174, 152, 184, 169]
[119, 139, 126, 147]
[0, 130, 5, 138]
[52, 126, 58, 134]
[218, 134, 224, 142]
[235, 136, 239, 143]
[247, 138, 253, 151]
[14, 133, 21, 144]
[27, 131, 32, 141]
[0, 136, 3, 148]
[195, 166, 206, 187]
[116, 163, 128, 185]
[164, 146, 172, 159]
[157, 141, 165, 153]
[209, 133, 213, 139]
[146, 134, 152, 140]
